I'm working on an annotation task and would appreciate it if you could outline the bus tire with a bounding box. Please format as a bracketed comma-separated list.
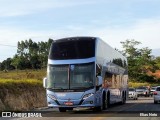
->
[93, 92, 106, 111]
[124, 91, 126, 103]
[107, 92, 110, 108]
[120, 92, 125, 104]
[102, 93, 106, 110]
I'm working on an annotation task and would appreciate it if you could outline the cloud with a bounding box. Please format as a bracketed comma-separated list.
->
[82, 18, 160, 50]
[50, 18, 160, 50]
[0, 0, 97, 17]
[129, 19, 160, 48]
[1, 17, 160, 61]
[0, 47, 17, 62]
[43, 17, 160, 50]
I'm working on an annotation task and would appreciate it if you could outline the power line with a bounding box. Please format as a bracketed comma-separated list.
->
[0, 44, 17, 47]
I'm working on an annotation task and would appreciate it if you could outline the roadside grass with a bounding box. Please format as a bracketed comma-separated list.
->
[129, 82, 148, 88]
[0, 69, 47, 80]
[0, 78, 42, 85]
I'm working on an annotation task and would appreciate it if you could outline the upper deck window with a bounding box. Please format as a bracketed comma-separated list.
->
[49, 37, 95, 60]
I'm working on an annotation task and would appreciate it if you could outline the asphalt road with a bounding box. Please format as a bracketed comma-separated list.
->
[2, 97, 160, 120]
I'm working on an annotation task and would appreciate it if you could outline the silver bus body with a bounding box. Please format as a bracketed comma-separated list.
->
[44, 37, 128, 112]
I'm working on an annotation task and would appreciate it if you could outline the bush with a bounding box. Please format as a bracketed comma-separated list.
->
[137, 74, 155, 83]
[129, 82, 149, 88]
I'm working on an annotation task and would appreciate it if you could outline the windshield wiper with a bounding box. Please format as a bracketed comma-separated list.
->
[48, 87, 64, 90]
[70, 87, 89, 89]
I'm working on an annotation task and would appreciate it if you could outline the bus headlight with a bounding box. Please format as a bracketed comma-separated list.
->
[83, 93, 94, 100]
[47, 94, 57, 100]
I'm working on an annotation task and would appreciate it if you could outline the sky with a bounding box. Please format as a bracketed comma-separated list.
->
[0, 0, 160, 62]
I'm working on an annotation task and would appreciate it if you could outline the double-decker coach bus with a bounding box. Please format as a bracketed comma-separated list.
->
[43, 37, 128, 112]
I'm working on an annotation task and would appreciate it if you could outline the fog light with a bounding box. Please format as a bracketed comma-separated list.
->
[90, 101, 93, 104]
[85, 101, 93, 104]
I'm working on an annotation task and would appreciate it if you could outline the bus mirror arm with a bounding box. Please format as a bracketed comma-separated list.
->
[43, 77, 47, 88]
[96, 76, 103, 86]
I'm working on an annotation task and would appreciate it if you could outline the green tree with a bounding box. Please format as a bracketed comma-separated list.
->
[120, 39, 156, 82]
[120, 39, 141, 80]
[1, 58, 15, 71]
[11, 55, 20, 71]
[154, 57, 160, 69]
[138, 47, 156, 73]
[120, 39, 141, 58]
[1, 38, 53, 71]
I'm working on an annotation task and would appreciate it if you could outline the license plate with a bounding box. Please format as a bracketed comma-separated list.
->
[64, 102, 73, 106]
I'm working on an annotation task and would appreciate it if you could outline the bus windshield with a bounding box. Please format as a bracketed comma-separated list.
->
[47, 62, 95, 90]
[49, 38, 95, 60]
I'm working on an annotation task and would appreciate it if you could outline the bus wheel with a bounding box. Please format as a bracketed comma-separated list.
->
[94, 93, 106, 111]
[102, 93, 106, 110]
[93, 93, 107, 111]
[106, 92, 110, 108]
[59, 107, 67, 112]
[120, 92, 125, 104]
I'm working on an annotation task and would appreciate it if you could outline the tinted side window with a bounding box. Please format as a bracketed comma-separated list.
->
[49, 38, 95, 60]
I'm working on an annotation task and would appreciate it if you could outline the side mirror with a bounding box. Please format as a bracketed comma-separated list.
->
[43, 77, 47, 88]
[96, 76, 103, 86]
